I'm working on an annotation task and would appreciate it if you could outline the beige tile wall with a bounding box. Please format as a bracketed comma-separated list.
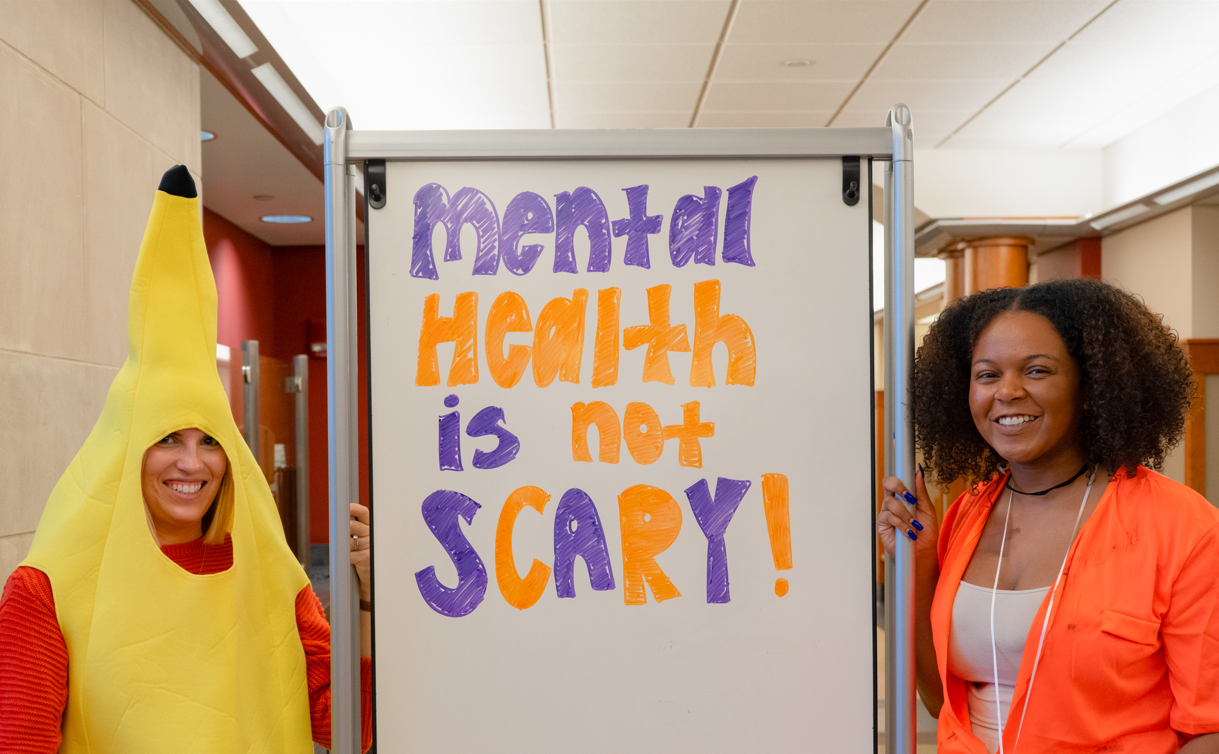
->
[0, 0, 200, 583]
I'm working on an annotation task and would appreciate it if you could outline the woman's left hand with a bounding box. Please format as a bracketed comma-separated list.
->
[349, 503, 371, 602]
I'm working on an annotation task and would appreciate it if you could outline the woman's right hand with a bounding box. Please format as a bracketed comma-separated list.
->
[878, 468, 940, 562]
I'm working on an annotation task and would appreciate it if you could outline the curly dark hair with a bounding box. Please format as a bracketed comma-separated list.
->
[913, 278, 1195, 484]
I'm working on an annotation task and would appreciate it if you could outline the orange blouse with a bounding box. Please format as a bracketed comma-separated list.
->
[932, 467, 1219, 753]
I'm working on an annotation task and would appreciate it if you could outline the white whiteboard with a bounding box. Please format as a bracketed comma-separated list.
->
[367, 156, 875, 753]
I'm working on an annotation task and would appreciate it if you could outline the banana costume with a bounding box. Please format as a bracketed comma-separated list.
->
[22, 167, 313, 753]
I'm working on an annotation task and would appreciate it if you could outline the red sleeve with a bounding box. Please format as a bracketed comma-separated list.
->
[296, 585, 374, 752]
[0, 566, 69, 754]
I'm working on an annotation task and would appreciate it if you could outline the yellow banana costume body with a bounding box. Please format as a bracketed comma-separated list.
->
[21, 167, 313, 753]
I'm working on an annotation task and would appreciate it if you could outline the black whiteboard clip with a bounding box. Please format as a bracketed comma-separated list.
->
[842, 156, 860, 206]
[367, 159, 387, 209]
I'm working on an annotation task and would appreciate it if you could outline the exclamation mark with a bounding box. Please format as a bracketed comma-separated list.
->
[762, 473, 792, 596]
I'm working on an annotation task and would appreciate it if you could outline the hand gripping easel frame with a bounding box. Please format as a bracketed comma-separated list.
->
[323, 106, 917, 753]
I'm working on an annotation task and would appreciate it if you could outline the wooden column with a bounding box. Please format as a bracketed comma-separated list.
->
[941, 252, 965, 310]
[1181, 340, 1219, 496]
[951, 236, 1032, 296]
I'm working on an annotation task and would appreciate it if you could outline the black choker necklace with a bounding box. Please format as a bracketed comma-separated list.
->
[1008, 464, 1090, 496]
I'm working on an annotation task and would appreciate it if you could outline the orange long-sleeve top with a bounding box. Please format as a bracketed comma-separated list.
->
[0, 536, 374, 753]
[932, 467, 1219, 753]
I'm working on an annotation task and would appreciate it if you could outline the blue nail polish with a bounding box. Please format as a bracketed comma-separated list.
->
[918, 463, 924, 474]
[912, 519, 924, 531]
[904, 492, 917, 505]
[907, 530, 917, 541]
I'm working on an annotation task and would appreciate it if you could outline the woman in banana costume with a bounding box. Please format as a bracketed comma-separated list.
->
[0, 166, 373, 752]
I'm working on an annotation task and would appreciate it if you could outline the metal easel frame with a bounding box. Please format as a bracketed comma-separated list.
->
[323, 105, 917, 754]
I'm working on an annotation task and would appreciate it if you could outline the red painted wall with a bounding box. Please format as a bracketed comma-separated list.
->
[204, 209, 277, 432]
[271, 245, 370, 544]
[204, 210, 369, 546]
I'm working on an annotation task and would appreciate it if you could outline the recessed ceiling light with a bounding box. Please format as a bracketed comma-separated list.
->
[201, 130, 216, 141]
[783, 59, 813, 67]
[261, 215, 312, 224]
[253, 194, 275, 201]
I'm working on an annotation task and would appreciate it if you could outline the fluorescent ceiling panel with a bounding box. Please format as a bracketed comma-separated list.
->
[1154, 171, 1219, 206]
[1090, 203, 1149, 230]
[186, 0, 258, 58]
[238, 0, 550, 130]
[251, 62, 324, 145]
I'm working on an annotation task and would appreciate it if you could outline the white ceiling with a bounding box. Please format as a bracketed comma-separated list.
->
[234, 0, 1219, 151]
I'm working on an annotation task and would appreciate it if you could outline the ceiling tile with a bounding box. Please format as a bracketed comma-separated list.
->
[702, 81, 855, 110]
[696, 111, 834, 128]
[902, 2, 1110, 44]
[556, 81, 704, 111]
[872, 43, 1051, 81]
[716, 43, 885, 81]
[729, 1, 920, 44]
[558, 111, 692, 128]
[378, 44, 549, 83]
[1072, 0, 1219, 47]
[357, 1, 542, 45]
[985, 42, 1218, 115]
[1066, 53, 1219, 148]
[549, 1, 731, 45]
[946, 108, 1102, 148]
[845, 80, 1004, 112]
[551, 44, 715, 81]
[832, 109, 971, 136]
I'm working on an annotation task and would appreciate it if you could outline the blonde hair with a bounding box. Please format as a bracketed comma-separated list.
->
[202, 466, 234, 545]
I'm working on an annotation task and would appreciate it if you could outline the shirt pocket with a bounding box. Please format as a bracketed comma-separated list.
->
[1099, 609, 1164, 685]
[1100, 610, 1162, 647]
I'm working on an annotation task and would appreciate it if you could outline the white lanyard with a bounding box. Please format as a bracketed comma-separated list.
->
[990, 469, 1093, 754]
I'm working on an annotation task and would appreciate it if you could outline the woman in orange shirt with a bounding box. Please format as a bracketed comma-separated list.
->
[879, 278, 1219, 753]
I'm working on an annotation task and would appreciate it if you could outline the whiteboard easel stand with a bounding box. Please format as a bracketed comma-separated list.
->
[323, 106, 918, 754]
[324, 107, 363, 754]
[884, 105, 918, 754]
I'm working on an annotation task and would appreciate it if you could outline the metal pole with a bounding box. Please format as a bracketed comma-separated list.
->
[885, 104, 917, 753]
[242, 340, 260, 464]
[293, 354, 310, 569]
[325, 106, 362, 754]
[883, 158, 897, 751]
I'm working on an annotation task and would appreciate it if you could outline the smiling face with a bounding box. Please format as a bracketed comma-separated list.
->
[969, 310, 1086, 474]
[141, 428, 228, 545]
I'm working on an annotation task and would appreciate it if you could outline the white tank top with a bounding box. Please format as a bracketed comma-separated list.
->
[948, 581, 1049, 753]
